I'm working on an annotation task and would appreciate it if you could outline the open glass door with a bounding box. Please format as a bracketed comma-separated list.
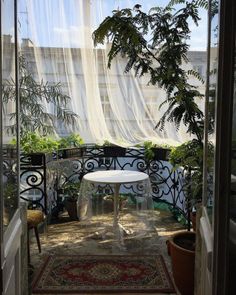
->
[201, 0, 236, 294]
[1, 0, 22, 294]
[199, 1, 219, 294]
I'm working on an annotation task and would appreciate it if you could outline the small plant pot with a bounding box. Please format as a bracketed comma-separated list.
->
[151, 148, 170, 161]
[29, 153, 44, 166]
[167, 231, 195, 295]
[64, 199, 78, 220]
[59, 148, 83, 159]
[103, 146, 126, 157]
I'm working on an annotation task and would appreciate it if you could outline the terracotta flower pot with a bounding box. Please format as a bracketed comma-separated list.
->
[167, 231, 195, 295]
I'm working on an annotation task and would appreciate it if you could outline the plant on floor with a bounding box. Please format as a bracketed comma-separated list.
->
[170, 139, 214, 207]
[2, 55, 78, 136]
[61, 181, 81, 220]
[62, 181, 81, 202]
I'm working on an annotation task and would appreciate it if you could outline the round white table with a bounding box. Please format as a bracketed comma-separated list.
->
[82, 170, 150, 235]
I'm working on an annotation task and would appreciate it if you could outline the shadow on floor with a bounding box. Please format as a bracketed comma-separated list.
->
[29, 208, 185, 295]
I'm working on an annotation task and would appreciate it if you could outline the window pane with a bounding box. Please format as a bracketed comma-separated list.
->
[204, 6, 219, 223]
[2, 0, 18, 229]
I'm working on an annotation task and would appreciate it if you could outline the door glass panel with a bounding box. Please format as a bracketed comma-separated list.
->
[2, 0, 18, 230]
[204, 0, 219, 224]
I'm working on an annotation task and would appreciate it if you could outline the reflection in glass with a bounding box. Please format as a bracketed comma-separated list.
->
[2, 0, 18, 229]
[204, 1, 219, 223]
[3, 148, 18, 227]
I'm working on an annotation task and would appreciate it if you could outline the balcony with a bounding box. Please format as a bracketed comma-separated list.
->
[12, 145, 191, 294]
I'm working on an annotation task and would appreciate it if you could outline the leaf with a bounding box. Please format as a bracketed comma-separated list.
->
[2, 55, 78, 136]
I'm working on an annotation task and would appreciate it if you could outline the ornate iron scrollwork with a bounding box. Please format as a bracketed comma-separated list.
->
[20, 146, 188, 219]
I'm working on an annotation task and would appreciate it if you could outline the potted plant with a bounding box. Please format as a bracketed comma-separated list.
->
[102, 140, 126, 157]
[17, 132, 59, 166]
[3, 55, 80, 166]
[167, 231, 196, 295]
[62, 181, 81, 220]
[144, 141, 172, 161]
[93, 2, 208, 294]
[168, 139, 213, 294]
[57, 133, 84, 159]
[170, 139, 214, 225]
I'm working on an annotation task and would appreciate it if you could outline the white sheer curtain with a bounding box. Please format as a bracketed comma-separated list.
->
[18, 0, 196, 146]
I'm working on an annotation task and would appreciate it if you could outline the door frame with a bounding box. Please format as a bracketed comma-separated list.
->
[0, 0, 21, 294]
[0, 0, 3, 291]
[212, 0, 236, 294]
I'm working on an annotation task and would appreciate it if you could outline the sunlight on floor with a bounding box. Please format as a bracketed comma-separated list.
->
[29, 208, 184, 295]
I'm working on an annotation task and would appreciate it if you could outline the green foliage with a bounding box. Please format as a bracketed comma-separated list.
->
[3, 182, 18, 210]
[169, 206, 188, 225]
[170, 139, 214, 200]
[93, 1, 213, 209]
[143, 141, 172, 161]
[18, 132, 59, 154]
[170, 139, 203, 169]
[2, 55, 78, 135]
[93, 1, 205, 142]
[143, 141, 172, 149]
[102, 140, 113, 146]
[58, 133, 84, 148]
[62, 181, 80, 201]
[167, 0, 207, 10]
[14, 132, 84, 153]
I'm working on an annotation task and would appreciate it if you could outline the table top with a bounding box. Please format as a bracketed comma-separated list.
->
[83, 170, 149, 184]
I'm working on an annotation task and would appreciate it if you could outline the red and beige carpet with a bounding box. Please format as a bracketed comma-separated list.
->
[32, 254, 175, 294]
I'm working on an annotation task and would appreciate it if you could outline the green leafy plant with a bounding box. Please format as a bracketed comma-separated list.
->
[143, 141, 173, 161]
[170, 139, 214, 203]
[93, 1, 205, 141]
[58, 133, 84, 149]
[62, 181, 81, 201]
[93, 0, 209, 210]
[11, 132, 84, 154]
[14, 132, 59, 154]
[2, 55, 78, 135]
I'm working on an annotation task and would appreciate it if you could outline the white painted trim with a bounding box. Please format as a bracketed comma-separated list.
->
[200, 216, 213, 254]
[200, 214, 213, 272]
[3, 209, 22, 258]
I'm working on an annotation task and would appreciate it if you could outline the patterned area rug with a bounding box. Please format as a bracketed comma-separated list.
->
[32, 255, 175, 294]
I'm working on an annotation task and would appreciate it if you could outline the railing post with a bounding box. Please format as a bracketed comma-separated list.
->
[43, 154, 47, 214]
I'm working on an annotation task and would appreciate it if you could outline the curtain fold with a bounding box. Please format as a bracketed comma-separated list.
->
[17, 0, 202, 146]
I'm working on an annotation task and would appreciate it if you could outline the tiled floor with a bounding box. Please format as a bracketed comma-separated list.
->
[29, 207, 184, 295]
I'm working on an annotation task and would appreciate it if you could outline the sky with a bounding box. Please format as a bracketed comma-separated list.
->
[15, 0, 208, 51]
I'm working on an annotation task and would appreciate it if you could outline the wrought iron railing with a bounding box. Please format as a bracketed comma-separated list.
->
[19, 145, 188, 220]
